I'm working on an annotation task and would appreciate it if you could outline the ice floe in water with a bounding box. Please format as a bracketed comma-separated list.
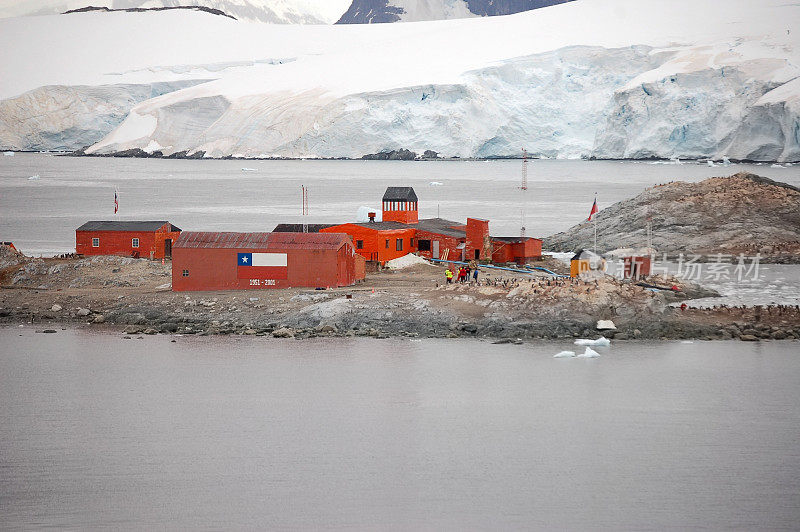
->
[27, 175, 39, 180]
[553, 350, 577, 358]
[241, 167, 257, 172]
[429, 181, 444, 186]
[577, 347, 601, 358]
[3, 151, 14, 156]
[574, 336, 611, 347]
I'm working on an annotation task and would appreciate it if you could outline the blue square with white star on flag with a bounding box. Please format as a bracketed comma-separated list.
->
[237, 253, 252, 266]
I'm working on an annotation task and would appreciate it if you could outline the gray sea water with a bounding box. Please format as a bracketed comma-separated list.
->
[1, 153, 798, 256]
[1, 328, 799, 529]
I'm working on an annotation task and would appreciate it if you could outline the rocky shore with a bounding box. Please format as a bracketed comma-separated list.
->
[2, 246, 798, 342]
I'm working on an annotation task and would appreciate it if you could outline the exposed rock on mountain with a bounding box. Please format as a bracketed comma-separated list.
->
[543, 173, 800, 262]
[63, 5, 236, 19]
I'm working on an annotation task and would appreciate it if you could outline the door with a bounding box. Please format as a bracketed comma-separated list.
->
[164, 239, 172, 258]
[432, 240, 440, 259]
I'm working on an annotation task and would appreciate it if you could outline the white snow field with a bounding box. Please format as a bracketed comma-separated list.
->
[0, 0, 798, 160]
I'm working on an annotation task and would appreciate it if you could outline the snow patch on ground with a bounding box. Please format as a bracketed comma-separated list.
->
[385, 253, 431, 269]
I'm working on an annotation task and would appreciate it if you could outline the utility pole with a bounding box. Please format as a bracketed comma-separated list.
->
[301, 185, 309, 233]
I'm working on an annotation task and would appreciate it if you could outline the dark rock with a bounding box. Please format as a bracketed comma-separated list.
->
[739, 334, 759, 342]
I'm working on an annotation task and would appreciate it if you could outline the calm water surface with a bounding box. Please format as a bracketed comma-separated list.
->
[1, 154, 798, 255]
[1, 328, 799, 529]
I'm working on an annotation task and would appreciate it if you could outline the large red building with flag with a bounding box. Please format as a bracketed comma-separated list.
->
[171, 231, 365, 291]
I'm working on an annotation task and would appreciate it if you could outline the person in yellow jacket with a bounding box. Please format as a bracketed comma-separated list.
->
[445, 268, 454, 284]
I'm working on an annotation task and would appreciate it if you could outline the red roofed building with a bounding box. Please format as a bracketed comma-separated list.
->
[172, 231, 365, 291]
[76, 221, 181, 259]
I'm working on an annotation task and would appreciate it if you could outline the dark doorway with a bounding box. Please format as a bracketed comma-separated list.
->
[474, 249, 480, 260]
[164, 239, 172, 258]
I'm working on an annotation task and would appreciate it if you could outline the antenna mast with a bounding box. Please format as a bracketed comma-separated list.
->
[520, 148, 528, 190]
[301, 185, 309, 233]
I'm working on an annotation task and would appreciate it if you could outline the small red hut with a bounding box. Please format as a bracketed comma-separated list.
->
[76, 221, 181, 259]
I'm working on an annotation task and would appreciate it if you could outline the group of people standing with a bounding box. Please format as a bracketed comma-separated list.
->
[445, 260, 479, 284]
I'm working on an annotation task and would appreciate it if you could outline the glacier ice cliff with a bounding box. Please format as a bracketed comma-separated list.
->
[0, 81, 206, 151]
[84, 43, 800, 161]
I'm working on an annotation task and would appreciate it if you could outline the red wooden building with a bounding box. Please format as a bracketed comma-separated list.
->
[320, 222, 416, 263]
[171, 231, 365, 292]
[76, 221, 181, 259]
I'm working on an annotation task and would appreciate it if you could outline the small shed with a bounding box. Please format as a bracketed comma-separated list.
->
[171, 231, 364, 291]
[76, 221, 181, 259]
[623, 255, 652, 280]
[570, 249, 605, 278]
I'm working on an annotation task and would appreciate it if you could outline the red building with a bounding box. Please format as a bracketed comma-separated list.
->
[317, 186, 542, 265]
[623, 255, 652, 280]
[171, 231, 365, 292]
[76, 221, 181, 259]
[319, 222, 415, 263]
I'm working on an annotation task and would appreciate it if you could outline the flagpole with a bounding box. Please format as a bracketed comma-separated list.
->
[593, 193, 597, 255]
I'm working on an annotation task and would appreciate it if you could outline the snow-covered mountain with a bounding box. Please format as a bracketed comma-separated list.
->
[0, 0, 351, 24]
[336, 0, 572, 24]
[1, 0, 798, 161]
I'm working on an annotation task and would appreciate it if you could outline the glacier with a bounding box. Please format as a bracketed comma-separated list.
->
[0, 0, 798, 160]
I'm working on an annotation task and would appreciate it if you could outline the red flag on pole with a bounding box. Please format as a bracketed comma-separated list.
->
[114, 190, 119, 214]
[587, 197, 598, 221]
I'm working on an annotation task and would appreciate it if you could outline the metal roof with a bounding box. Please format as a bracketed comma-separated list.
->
[382, 186, 418, 202]
[76, 221, 178, 232]
[413, 218, 466, 238]
[272, 224, 335, 233]
[174, 231, 350, 250]
[493, 236, 542, 243]
[351, 221, 413, 231]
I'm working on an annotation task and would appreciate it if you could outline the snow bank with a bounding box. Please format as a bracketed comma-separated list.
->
[574, 337, 611, 347]
[385, 254, 430, 269]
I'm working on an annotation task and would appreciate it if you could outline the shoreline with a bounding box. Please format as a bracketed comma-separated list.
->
[2, 256, 798, 342]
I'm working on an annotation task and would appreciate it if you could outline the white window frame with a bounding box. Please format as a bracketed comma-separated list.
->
[131, 238, 140, 248]
[92, 237, 99, 247]
[182, 269, 189, 277]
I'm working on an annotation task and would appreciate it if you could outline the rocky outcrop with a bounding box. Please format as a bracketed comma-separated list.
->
[543, 173, 800, 261]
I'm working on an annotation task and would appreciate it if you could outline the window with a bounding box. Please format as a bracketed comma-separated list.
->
[131, 238, 139, 248]
[182, 270, 189, 277]
[356, 240, 364, 250]
[410, 238, 415, 247]
[92, 237, 99, 247]
[385, 239, 390, 249]
[396, 238, 403, 251]
[418, 239, 431, 251]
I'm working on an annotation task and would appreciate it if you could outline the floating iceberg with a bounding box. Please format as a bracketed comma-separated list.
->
[574, 336, 611, 347]
[27, 174, 39, 180]
[3, 151, 13, 156]
[553, 350, 577, 358]
[429, 181, 444, 186]
[241, 167, 257, 172]
[577, 347, 601, 358]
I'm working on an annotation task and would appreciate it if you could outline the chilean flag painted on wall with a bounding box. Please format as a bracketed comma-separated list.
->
[237, 252, 288, 279]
